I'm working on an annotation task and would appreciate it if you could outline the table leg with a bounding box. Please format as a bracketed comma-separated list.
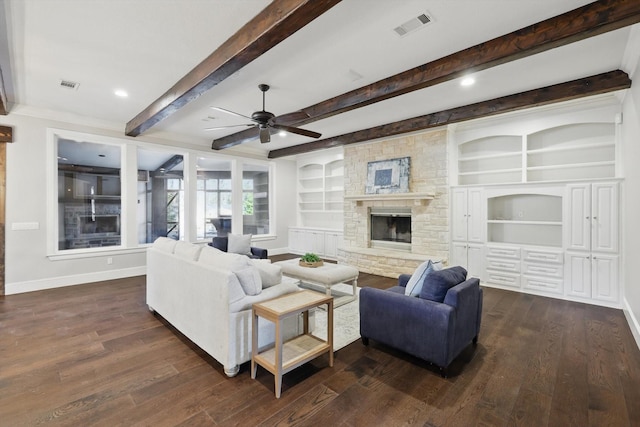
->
[251, 309, 258, 379]
[327, 299, 334, 367]
[275, 317, 283, 398]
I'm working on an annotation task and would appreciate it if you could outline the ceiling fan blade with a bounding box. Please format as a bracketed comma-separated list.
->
[259, 127, 271, 144]
[204, 124, 255, 131]
[210, 107, 254, 121]
[271, 124, 321, 139]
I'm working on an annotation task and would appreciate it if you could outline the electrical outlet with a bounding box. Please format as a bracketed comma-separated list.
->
[107, 257, 113, 265]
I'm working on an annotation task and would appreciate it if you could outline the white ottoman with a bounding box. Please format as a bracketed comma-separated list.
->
[274, 259, 359, 307]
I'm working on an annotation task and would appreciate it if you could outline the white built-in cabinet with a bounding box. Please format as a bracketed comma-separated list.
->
[565, 182, 619, 303]
[291, 149, 344, 259]
[451, 100, 622, 307]
[451, 188, 484, 278]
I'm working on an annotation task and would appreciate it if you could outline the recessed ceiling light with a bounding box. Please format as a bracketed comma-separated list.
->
[114, 89, 128, 98]
[460, 77, 475, 87]
[278, 130, 287, 137]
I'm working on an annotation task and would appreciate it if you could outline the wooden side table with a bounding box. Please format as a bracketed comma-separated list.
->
[251, 290, 333, 398]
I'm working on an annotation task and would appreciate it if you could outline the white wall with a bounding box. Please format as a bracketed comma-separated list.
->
[621, 28, 640, 347]
[3, 110, 297, 294]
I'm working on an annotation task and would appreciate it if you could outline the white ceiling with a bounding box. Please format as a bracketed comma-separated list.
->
[1, 0, 637, 158]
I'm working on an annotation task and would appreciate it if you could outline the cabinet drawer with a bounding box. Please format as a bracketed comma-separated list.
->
[485, 271, 521, 288]
[486, 246, 520, 260]
[522, 249, 563, 264]
[522, 262, 563, 279]
[486, 258, 520, 273]
[522, 275, 563, 294]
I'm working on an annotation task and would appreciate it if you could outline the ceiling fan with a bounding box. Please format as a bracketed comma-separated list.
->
[206, 84, 321, 143]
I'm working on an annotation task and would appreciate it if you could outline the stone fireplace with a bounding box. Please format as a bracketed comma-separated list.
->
[338, 129, 449, 278]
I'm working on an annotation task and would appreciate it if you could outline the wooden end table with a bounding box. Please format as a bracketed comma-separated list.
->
[251, 290, 333, 398]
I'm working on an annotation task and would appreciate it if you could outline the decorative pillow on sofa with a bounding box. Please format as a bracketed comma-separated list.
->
[251, 259, 282, 288]
[233, 263, 262, 296]
[153, 236, 178, 253]
[404, 260, 443, 297]
[228, 233, 253, 256]
[420, 266, 467, 303]
[173, 241, 202, 261]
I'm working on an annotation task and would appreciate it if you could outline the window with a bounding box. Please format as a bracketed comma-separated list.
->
[196, 158, 232, 239]
[57, 138, 122, 250]
[242, 163, 270, 235]
[137, 148, 184, 243]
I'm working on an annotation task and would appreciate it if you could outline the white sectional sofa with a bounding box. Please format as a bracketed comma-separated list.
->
[146, 237, 304, 377]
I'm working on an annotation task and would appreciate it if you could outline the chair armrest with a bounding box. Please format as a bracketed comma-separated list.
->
[398, 274, 412, 287]
[211, 237, 228, 252]
[250, 247, 268, 259]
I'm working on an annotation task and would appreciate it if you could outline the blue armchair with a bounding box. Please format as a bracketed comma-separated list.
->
[359, 266, 483, 377]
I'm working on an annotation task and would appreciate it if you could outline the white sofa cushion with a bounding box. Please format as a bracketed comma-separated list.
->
[198, 245, 262, 295]
[153, 237, 178, 253]
[228, 233, 253, 255]
[174, 241, 203, 261]
[251, 259, 283, 288]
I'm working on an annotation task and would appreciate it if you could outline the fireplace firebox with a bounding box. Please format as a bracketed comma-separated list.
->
[370, 207, 411, 251]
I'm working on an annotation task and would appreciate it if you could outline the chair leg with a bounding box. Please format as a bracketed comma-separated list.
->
[439, 366, 448, 378]
[472, 335, 478, 346]
[361, 336, 369, 346]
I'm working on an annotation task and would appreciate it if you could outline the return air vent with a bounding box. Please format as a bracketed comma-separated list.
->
[59, 79, 80, 90]
[393, 13, 432, 37]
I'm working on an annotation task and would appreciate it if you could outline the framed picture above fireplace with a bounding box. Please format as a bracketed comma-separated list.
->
[365, 157, 410, 194]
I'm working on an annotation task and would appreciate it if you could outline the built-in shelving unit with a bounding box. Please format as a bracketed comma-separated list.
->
[457, 123, 616, 186]
[297, 154, 344, 229]
[487, 193, 563, 247]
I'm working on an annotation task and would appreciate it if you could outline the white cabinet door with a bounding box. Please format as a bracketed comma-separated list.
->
[592, 254, 618, 303]
[467, 243, 484, 279]
[468, 188, 484, 242]
[451, 187, 484, 242]
[451, 242, 483, 279]
[591, 182, 618, 253]
[324, 232, 342, 259]
[308, 230, 325, 255]
[565, 252, 591, 298]
[567, 184, 591, 251]
[288, 228, 305, 254]
[452, 188, 468, 241]
[451, 242, 468, 267]
[567, 182, 618, 253]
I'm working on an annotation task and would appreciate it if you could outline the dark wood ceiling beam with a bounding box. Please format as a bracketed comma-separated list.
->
[268, 70, 631, 159]
[0, 126, 12, 142]
[214, 0, 640, 150]
[125, 0, 342, 137]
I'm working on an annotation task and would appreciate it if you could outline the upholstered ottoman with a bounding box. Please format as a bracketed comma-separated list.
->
[274, 259, 359, 307]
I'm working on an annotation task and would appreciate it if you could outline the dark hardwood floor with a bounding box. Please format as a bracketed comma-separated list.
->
[1, 256, 640, 426]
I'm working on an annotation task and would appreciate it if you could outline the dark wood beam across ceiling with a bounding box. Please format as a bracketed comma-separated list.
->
[267, 70, 631, 159]
[125, 0, 342, 137]
[213, 0, 640, 150]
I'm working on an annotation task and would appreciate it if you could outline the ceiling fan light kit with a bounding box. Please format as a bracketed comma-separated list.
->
[209, 84, 321, 144]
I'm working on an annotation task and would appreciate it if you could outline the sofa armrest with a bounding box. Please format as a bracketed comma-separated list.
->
[250, 246, 268, 259]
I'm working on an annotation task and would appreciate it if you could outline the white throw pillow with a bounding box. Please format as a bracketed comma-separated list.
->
[228, 233, 253, 256]
[234, 263, 262, 295]
[404, 260, 443, 297]
[251, 259, 282, 288]
[153, 237, 177, 253]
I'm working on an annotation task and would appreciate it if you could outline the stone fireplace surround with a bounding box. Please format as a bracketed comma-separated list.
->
[338, 129, 450, 278]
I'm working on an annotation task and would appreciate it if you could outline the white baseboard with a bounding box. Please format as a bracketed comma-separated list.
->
[6, 266, 146, 295]
[623, 297, 640, 351]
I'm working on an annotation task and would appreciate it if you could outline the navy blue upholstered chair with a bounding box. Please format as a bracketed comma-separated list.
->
[359, 266, 483, 377]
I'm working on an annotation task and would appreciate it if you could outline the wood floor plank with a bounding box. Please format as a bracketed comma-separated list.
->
[1, 269, 639, 426]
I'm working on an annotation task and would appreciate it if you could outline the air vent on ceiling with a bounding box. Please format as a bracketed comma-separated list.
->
[393, 13, 432, 37]
[59, 79, 80, 90]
